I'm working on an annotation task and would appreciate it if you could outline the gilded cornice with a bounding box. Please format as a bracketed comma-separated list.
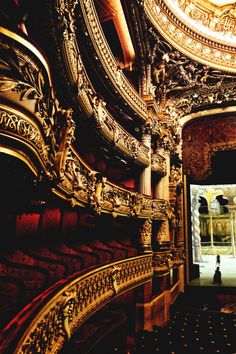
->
[76, 0, 149, 120]
[144, 0, 236, 73]
[0, 255, 153, 354]
[49, 1, 150, 167]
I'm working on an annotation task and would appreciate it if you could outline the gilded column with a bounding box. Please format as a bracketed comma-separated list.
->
[139, 123, 152, 196]
[154, 147, 170, 200]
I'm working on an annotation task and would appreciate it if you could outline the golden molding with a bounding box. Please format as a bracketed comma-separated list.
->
[0, 27, 52, 85]
[0, 105, 53, 176]
[78, 0, 148, 120]
[0, 255, 153, 354]
[144, 0, 236, 73]
[51, 1, 149, 167]
[0, 25, 173, 221]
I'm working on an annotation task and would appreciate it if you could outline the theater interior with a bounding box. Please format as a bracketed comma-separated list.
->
[0, 0, 236, 353]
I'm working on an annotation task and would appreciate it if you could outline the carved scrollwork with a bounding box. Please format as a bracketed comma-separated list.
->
[170, 248, 185, 268]
[151, 153, 167, 175]
[0, 42, 57, 135]
[152, 251, 172, 276]
[110, 266, 121, 295]
[59, 289, 77, 341]
[87, 171, 107, 214]
[139, 218, 152, 252]
[130, 193, 144, 216]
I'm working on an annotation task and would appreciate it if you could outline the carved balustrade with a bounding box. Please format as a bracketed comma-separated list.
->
[0, 255, 153, 354]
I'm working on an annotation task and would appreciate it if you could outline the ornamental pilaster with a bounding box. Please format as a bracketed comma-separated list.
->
[139, 218, 153, 253]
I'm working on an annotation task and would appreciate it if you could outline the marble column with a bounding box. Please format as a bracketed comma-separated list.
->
[191, 192, 202, 262]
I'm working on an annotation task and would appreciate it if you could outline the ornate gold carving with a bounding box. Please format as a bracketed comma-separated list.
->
[156, 220, 167, 242]
[152, 251, 172, 276]
[130, 193, 144, 216]
[152, 199, 170, 220]
[170, 248, 185, 268]
[0, 107, 53, 175]
[176, 0, 236, 37]
[80, 0, 148, 120]
[151, 153, 167, 175]
[145, 0, 236, 73]
[54, 108, 75, 180]
[139, 218, 152, 251]
[169, 165, 182, 185]
[49, 4, 150, 167]
[167, 82, 236, 119]
[2, 256, 152, 354]
[110, 266, 121, 295]
[87, 171, 107, 214]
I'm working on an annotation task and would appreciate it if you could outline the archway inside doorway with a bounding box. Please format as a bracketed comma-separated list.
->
[190, 183, 236, 285]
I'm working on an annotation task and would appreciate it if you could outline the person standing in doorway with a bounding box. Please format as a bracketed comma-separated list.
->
[213, 266, 222, 286]
[216, 254, 221, 268]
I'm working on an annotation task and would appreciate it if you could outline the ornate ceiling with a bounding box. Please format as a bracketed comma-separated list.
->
[144, 0, 236, 72]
